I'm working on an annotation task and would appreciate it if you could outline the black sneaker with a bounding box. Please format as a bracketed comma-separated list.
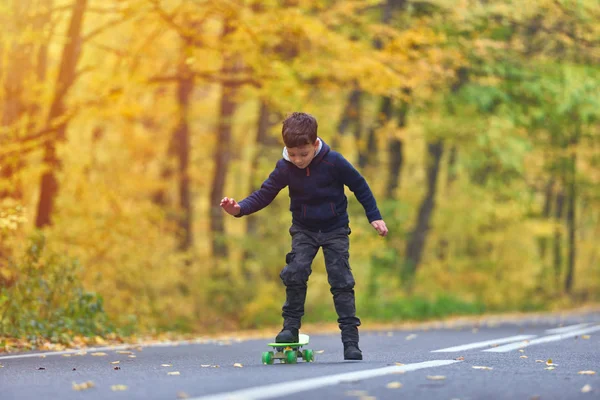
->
[344, 342, 363, 360]
[275, 327, 299, 343]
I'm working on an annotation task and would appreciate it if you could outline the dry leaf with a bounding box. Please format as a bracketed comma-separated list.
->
[161, 364, 173, 367]
[111, 361, 120, 364]
[117, 350, 133, 354]
[233, 363, 243, 368]
[455, 356, 465, 361]
[581, 384, 592, 393]
[519, 349, 525, 353]
[72, 381, 95, 391]
[345, 390, 368, 396]
[535, 360, 545, 363]
[546, 360, 558, 366]
[91, 352, 107, 356]
[405, 334, 417, 340]
[62, 354, 71, 357]
[427, 375, 446, 380]
[316, 350, 325, 354]
[168, 371, 181, 376]
[177, 392, 190, 399]
[472, 366, 493, 370]
[111, 384, 128, 391]
[545, 367, 555, 370]
[395, 363, 405, 366]
[520, 356, 528, 359]
[39, 355, 46, 358]
[386, 382, 403, 389]
[581, 335, 591, 340]
[578, 371, 596, 375]
[201, 364, 211, 368]
[128, 355, 136, 358]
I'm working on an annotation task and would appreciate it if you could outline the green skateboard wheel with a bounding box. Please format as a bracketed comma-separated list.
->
[262, 351, 274, 365]
[284, 349, 297, 364]
[302, 349, 314, 362]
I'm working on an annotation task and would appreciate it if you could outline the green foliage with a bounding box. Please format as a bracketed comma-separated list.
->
[0, 234, 113, 342]
[362, 294, 486, 322]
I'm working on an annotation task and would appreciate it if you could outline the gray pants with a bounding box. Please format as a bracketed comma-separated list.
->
[279, 224, 361, 343]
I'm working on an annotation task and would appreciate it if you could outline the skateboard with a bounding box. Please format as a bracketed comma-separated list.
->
[262, 334, 314, 364]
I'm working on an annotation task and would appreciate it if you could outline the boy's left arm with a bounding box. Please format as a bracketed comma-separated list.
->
[337, 155, 388, 237]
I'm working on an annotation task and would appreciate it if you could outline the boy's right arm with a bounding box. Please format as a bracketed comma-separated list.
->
[221, 159, 289, 217]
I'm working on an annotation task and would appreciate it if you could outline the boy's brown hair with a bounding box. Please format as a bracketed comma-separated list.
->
[282, 112, 318, 148]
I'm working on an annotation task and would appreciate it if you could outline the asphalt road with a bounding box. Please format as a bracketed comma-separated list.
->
[1, 311, 599, 400]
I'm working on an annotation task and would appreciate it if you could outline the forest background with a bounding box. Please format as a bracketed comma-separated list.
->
[1, 0, 599, 348]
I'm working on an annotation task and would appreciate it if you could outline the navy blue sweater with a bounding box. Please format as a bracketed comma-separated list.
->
[237, 140, 382, 232]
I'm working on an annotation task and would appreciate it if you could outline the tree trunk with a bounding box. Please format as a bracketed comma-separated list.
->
[174, 46, 194, 251]
[404, 140, 444, 288]
[332, 88, 362, 149]
[539, 178, 555, 260]
[553, 190, 565, 292]
[209, 20, 238, 258]
[564, 151, 577, 294]
[35, 0, 87, 228]
[361, 96, 392, 169]
[385, 91, 409, 198]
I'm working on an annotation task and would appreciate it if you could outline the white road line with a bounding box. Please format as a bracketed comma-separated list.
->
[431, 335, 537, 353]
[188, 360, 460, 400]
[484, 325, 600, 353]
[0, 340, 207, 360]
[545, 323, 590, 334]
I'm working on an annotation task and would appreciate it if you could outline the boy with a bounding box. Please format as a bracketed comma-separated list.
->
[220, 112, 388, 360]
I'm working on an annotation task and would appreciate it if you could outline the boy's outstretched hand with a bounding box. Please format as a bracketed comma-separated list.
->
[371, 220, 388, 237]
[220, 197, 241, 216]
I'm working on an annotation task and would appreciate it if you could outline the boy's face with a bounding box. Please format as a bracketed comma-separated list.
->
[287, 140, 319, 169]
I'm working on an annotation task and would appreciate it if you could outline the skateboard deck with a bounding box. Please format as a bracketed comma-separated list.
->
[262, 334, 314, 364]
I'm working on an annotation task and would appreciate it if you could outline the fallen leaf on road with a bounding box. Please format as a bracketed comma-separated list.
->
[405, 334, 417, 340]
[128, 355, 136, 358]
[161, 364, 172, 367]
[535, 360, 545, 363]
[39, 355, 46, 358]
[395, 363, 404, 366]
[546, 360, 558, 366]
[316, 350, 325, 354]
[62, 354, 71, 357]
[72, 381, 94, 391]
[345, 390, 368, 397]
[117, 351, 133, 355]
[111, 384, 128, 391]
[519, 349, 525, 353]
[472, 366, 493, 370]
[168, 371, 181, 375]
[545, 367, 555, 370]
[581, 384, 592, 393]
[111, 361, 120, 364]
[233, 363, 243, 368]
[520, 356, 528, 359]
[91, 352, 107, 356]
[578, 371, 596, 375]
[386, 382, 403, 389]
[455, 356, 465, 361]
[201, 365, 211, 368]
[581, 335, 590, 340]
[177, 392, 190, 399]
[427, 375, 446, 380]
